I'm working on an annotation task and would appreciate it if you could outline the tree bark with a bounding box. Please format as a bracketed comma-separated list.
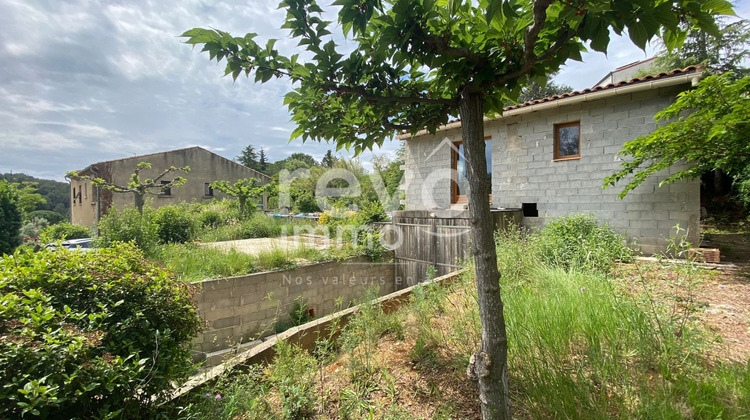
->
[134, 192, 145, 215]
[239, 196, 247, 215]
[459, 89, 511, 420]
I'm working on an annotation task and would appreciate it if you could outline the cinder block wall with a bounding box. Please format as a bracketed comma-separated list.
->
[403, 137, 455, 210]
[403, 86, 700, 254]
[193, 255, 395, 353]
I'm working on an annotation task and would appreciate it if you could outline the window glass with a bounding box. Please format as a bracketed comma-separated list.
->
[456, 143, 467, 197]
[454, 139, 492, 200]
[555, 122, 580, 159]
[161, 180, 172, 196]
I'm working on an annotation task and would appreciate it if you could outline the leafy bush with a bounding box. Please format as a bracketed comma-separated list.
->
[26, 210, 65, 225]
[293, 191, 319, 213]
[43, 222, 92, 240]
[241, 213, 283, 238]
[199, 209, 223, 229]
[18, 217, 48, 241]
[0, 243, 202, 418]
[97, 206, 159, 256]
[0, 180, 22, 255]
[153, 205, 196, 244]
[734, 166, 750, 210]
[289, 296, 312, 326]
[354, 201, 387, 225]
[268, 340, 317, 419]
[537, 214, 631, 273]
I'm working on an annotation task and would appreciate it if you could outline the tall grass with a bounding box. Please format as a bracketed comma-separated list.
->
[156, 243, 329, 282]
[444, 221, 750, 418]
[169, 216, 750, 418]
[196, 212, 317, 243]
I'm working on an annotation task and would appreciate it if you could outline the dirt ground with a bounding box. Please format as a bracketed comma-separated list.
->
[698, 222, 750, 362]
[698, 263, 750, 362]
[618, 217, 750, 365]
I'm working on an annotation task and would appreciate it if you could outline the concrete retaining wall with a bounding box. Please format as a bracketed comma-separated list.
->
[192, 255, 395, 360]
[172, 269, 464, 401]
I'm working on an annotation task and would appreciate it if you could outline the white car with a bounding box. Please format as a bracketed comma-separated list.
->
[45, 238, 94, 251]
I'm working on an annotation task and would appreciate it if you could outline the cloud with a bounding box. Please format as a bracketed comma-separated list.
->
[0, 0, 681, 182]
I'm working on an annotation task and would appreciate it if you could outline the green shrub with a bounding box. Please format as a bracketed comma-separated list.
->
[43, 222, 92, 240]
[268, 340, 317, 419]
[0, 243, 202, 418]
[290, 296, 312, 326]
[153, 205, 196, 244]
[0, 180, 22, 255]
[240, 213, 283, 239]
[18, 217, 48, 241]
[26, 210, 65, 225]
[354, 201, 387, 225]
[293, 191, 320, 213]
[199, 209, 223, 229]
[537, 214, 631, 274]
[97, 206, 159, 255]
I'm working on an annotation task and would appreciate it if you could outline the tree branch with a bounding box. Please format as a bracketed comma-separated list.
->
[381, 117, 414, 132]
[525, 0, 555, 64]
[423, 34, 482, 62]
[324, 84, 459, 106]
[494, 27, 577, 88]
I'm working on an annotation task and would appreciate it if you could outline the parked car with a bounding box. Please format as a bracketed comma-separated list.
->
[45, 238, 94, 251]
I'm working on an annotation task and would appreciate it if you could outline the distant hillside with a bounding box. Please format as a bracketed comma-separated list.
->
[1, 173, 69, 216]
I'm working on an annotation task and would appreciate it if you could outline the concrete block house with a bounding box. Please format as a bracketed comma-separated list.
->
[69, 146, 271, 227]
[399, 67, 703, 254]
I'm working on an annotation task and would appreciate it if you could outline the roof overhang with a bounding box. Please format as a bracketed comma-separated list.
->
[397, 66, 703, 140]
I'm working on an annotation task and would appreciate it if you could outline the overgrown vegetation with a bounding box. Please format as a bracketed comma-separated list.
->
[210, 178, 267, 215]
[89, 198, 386, 281]
[0, 173, 70, 218]
[170, 216, 750, 418]
[605, 73, 750, 201]
[535, 214, 632, 273]
[0, 243, 202, 418]
[156, 243, 331, 283]
[0, 180, 23, 255]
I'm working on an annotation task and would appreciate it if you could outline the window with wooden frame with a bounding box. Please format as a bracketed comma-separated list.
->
[554, 121, 581, 160]
[452, 136, 492, 204]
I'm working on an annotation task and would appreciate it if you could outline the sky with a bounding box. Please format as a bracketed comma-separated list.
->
[1, 1, 748, 181]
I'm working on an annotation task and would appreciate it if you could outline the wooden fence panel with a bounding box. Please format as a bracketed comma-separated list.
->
[390, 209, 521, 290]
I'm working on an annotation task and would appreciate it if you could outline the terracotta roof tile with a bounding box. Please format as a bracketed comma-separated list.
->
[433, 66, 701, 128]
[504, 65, 700, 111]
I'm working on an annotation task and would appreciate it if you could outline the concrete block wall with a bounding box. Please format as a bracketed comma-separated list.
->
[402, 86, 700, 254]
[192, 256, 395, 354]
[403, 136, 455, 209]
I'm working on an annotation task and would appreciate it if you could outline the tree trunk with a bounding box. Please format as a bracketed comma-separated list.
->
[134, 192, 145, 215]
[239, 196, 247, 215]
[459, 89, 511, 420]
